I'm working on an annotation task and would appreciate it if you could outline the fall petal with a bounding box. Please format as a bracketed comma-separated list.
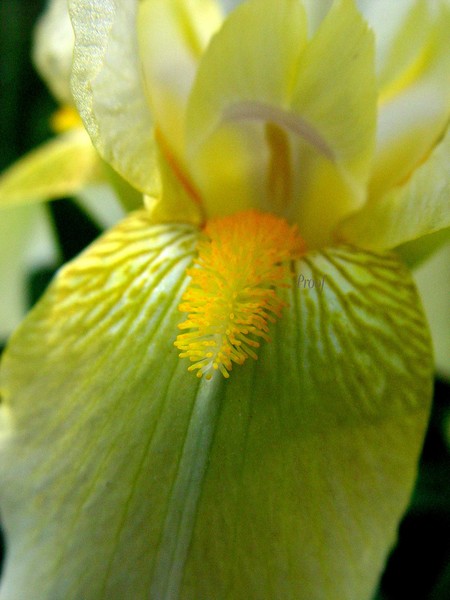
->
[0, 212, 432, 599]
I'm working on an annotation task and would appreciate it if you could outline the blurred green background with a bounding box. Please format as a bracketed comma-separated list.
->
[0, 1, 449, 598]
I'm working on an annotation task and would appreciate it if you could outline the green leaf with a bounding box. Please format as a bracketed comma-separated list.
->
[0, 213, 432, 599]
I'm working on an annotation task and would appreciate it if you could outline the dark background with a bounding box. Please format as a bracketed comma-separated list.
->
[0, 1, 449, 598]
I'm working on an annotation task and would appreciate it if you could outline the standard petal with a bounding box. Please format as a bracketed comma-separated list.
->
[360, 0, 430, 94]
[186, 0, 377, 248]
[138, 0, 222, 159]
[336, 127, 450, 250]
[289, 0, 377, 247]
[0, 213, 432, 599]
[69, 0, 158, 194]
[0, 130, 103, 206]
[186, 0, 309, 218]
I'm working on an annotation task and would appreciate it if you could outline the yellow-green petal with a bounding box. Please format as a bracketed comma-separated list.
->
[0, 130, 103, 207]
[413, 242, 450, 379]
[0, 212, 432, 599]
[69, 0, 159, 194]
[336, 126, 450, 250]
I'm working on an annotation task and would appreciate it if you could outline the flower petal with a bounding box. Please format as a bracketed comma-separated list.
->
[33, 0, 75, 105]
[369, 1, 450, 199]
[0, 205, 43, 338]
[336, 126, 450, 250]
[0, 130, 103, 206]
[186, 0, 377, 247]
[138, 0, 222, 159]
[289, 0, 377, 246]
[69, 0, 158, 194]
[186, 0, 309, 217]
[0, 213, 432, 599]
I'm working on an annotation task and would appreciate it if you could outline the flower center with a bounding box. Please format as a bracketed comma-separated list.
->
[175, 210, 306, 379]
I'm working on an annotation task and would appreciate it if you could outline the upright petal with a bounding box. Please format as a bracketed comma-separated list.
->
[186, 0, 309, 217]
[138, 0, 223, 159]
[290, 0, 377, 246]
[186, 0, 377, 247]
[0, 212, 432, 598]
[69, 0, 158, 194]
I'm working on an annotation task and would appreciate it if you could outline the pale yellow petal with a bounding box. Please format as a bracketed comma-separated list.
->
[33, 0, 75, 105]
[186, 0, 377, 248]
[0, 130, 102, 207]
[337, 127, 450, 250]
[186, 0, 309, 218]
[138, 0, 222, 159]
[0, 206, 41, 338]
[69, 0, 158, 194]
[413, 243, 450, 379]
[290, 0, 377, 246]
[370, 2, 450, 199]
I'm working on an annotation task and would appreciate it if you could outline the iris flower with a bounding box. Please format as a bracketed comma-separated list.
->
[0, 0, 449, 598]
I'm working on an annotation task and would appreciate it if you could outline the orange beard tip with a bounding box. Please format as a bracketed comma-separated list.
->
[175, 210, 306, 379]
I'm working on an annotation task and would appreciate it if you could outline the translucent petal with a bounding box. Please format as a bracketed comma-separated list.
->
[0, 214, 432, 599]
[336, 126, 450, 250]
[357, 0, 428, 91]
[0, 130, 102, 207]
[301, 0, 333, 35]
[69, 0, 158, 194]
